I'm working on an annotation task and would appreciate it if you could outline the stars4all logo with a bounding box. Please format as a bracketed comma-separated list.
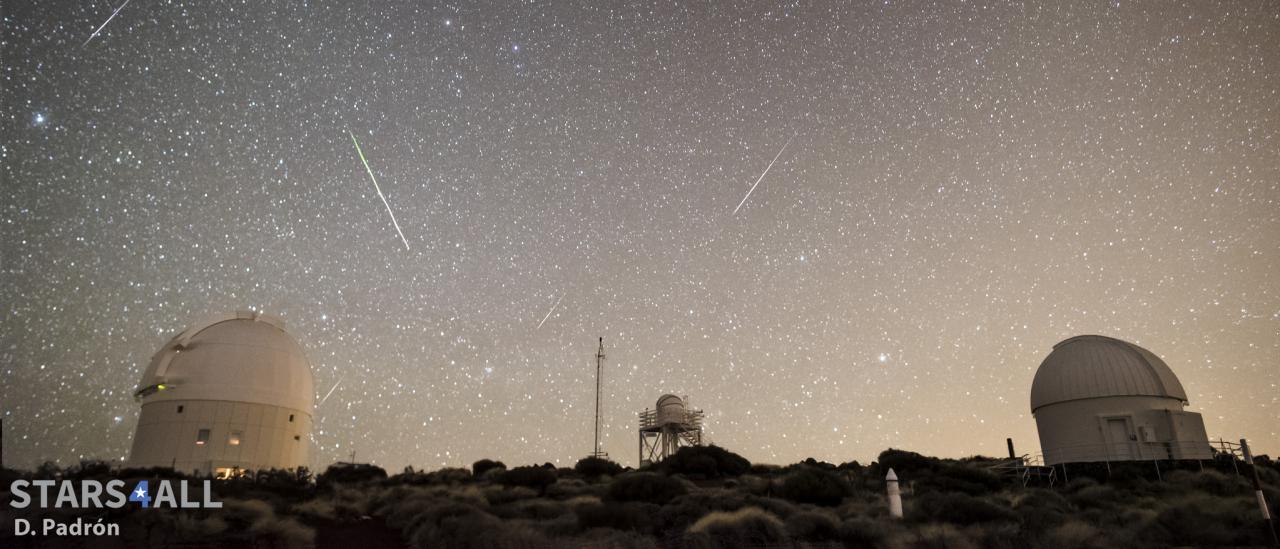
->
[128, 480, 152, 508]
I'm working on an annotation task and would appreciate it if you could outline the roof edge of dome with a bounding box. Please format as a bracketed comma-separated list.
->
[174, 311, 288, 347]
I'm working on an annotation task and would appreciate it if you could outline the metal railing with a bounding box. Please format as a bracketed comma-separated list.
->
[1041, 439, 1214, 466]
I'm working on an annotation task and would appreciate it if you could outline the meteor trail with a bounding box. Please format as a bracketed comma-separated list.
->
[82, 0, 131, 48]
[318, 374, 345, 407]
[536, 294, 564, 329]
[349, 131, 411, 250]
[732, 133, 796, 215]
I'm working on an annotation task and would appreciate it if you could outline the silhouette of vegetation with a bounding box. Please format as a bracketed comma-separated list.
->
[657, 445, 751, 478]
[472, 458, 506, 478]
[3, 447, 1277, 548]
[776, 466, 852, 506]
[498, 465, 557, 494]
[608, 472, 688, 504]
[317, 462, 387, 488]
[685, 507, 788, 549]
[575, 456, 625, 478]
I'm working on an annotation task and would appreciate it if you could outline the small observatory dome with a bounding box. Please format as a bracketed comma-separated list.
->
[127, 311, 314, 477]
[1030, 335, 1212, 466]
[655, 394, 687, 426]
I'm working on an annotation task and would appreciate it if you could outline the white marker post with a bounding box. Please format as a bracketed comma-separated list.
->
[886, 468, 903, 519]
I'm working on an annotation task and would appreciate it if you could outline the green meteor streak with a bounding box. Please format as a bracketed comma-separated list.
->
[349, 131, 411, 251]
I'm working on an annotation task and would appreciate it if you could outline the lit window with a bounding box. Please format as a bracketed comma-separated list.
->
[196, 429, 210, 445]
[228, 431, 242, 446]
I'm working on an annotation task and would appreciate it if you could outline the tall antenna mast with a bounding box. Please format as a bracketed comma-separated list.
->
[593, 337, 606, 458]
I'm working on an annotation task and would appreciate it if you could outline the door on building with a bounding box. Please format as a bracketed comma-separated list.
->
[1106, 418, 1133, 460]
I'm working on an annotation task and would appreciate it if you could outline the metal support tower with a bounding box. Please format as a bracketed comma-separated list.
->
[638, 396, 703, 466]
[591, 337, 607, 459]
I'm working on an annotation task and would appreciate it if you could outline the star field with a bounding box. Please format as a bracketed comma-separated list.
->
[2, 1, 1278, 471]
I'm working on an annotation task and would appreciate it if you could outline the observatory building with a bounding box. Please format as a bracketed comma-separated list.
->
[1030, 335, 1213, 466]
[128, 311, 314, 477]
[638, 394, 703, 466]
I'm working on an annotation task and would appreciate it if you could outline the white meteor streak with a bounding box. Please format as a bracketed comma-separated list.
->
[349, 131, 411, 251]
[82, 0, 132, 48]
[536, 294, 564, 329]
[732, 133, 796, 215]
[318, 375, 345, 407]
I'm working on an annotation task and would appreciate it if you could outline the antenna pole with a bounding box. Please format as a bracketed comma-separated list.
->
[593, 337, 605, 458]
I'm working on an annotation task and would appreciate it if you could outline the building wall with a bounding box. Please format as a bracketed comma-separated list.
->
[1034, 396, 1213, 465]
[128, 399, 311, 475]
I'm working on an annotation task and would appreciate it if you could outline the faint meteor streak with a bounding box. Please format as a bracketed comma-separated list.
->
[82, 0, 132, 48]
[732, 133, 796, 215]
[536, 294, 564, 329]
[318, 374, 345, 407]
[349, 131, 411, 250]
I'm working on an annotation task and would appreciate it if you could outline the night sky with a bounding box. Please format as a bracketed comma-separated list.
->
[2, 1, 1277, 472]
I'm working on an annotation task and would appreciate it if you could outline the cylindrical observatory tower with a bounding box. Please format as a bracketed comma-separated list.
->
[638, 394, 703, 467]
[128, 311, 314, 477]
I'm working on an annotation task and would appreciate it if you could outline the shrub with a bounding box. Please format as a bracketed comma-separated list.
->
[685, 507, 788, 549]
[575, 456, 625, 479]
[776, 467, 852, 506]
[911, 523, 977, 549]
[838, 517, 888, 548]
[576, 501, 660, 533]
[499, 466, 557, 494]
[920, 465, 1002, 496]
[910, 492, 1015, 525]
[1145, 494, 1264, 547]
[608, 472, 688, 505]
[785, 509, 840, 541]
[317, 463, 387, 488]
[877, 449, 940, 475]
[1012, 488, 1071, 535]
[1047, 520, 1103, 549]
[427, 467, 473, 484]
[573, 528, 661, 549]
[659, 445, 752, 478]
[473, 459, 507, 478]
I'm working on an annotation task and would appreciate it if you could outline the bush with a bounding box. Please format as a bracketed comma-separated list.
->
[575, 456, 625, 479]
[608, 472, 688, 505]
[920, 465, 1002, 496]
[910, 492, 1015, 525]
[499, 466, 557, 494]
[473, 459, 507, 478]
[877, 449, 940, 475]
[776, 467, 851, 506]
[577, 501, 660, 533]
[1145, 494, 1265, 547]
[317, 463, 387, 488]
[911, 523, 977, 549]
[685, 507, 788, 549]
[838, 517, 888, 548]
[785, 509, 840, 541]
[659, 445, 752, 478]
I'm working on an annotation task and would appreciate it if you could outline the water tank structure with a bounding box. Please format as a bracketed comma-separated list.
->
[1030, 335, 1213, 466]
[128, 311, 314, 477]
[638, 394, 703, 466]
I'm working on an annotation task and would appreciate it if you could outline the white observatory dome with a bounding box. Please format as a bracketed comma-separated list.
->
[1030, 334, 1187, 412]
[135, 311, 313, 413]
[128, 311, 314, 476]
[1029, 335, 1210, 466]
